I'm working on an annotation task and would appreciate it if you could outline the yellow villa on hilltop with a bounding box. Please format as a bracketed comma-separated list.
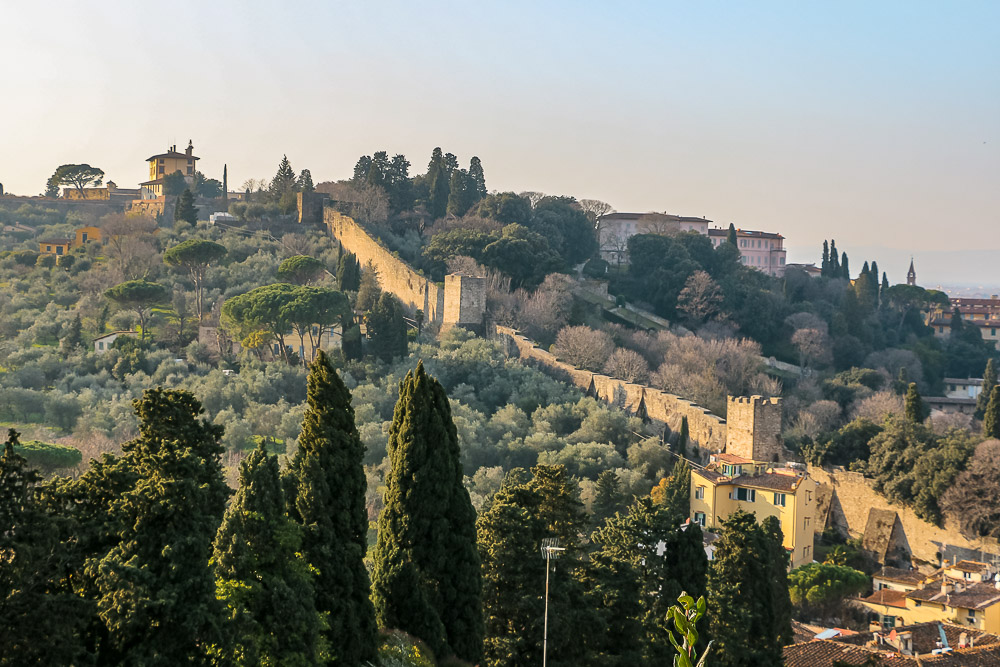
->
[689, 395, 818, 569]
[690, 452, 818, 569]
[140, 141, 199, 199]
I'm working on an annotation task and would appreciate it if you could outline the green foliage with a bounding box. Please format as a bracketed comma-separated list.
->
[85, 389, 230, 663]
[589, 496, 708, 664]
[277, 254, 325, 285]
[530, 196, 597, 266]
[863, 417, 978, 524]
[804, 418, 883, 467]
[297, 168, 314, 194]
[163, 238, 227, 318]
[0, 429, 89, 664]
[373, 362, 483, 663]
[161, 170, 188, 196]
[104, 279, 168, 340]
[708, 510, 790, 667]
[976, 358, 997, 420]
[477, 191, 532, 224]
[367, 293, 408, 362]
[478, 465, 596, 667]
[591, 469, 624, 528]
[176, 188, 198, 224]
[284, 351, 377, 663]
[212, 444, 325, 666]
[904, 382, 927, 423]
[270, 155, 297, 198]
[13, 439, 82, 473]
[984, 386, 1000, 439]
[651, 458, 692, 521]
[788, 562, 868, 620]
[666, 594, 712, 667]
[336, 251, 361, 291]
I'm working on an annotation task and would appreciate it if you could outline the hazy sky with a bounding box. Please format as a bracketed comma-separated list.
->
[1, 1, 997, 283]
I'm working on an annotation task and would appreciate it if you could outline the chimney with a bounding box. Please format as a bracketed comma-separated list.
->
[186, 140, 193, 157]
[941, 581, 953, 595]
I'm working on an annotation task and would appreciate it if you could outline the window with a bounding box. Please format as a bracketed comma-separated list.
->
[81, 232, 88, 242]
[695, 486, 705, 500]
[187, 167, 193, 175]
[914, 600, 921, 606]
[734, 488, 755, 502]
[46, 245, 51, 252]
[773, 493, 786, 507]
[98, 341, 104, 350]
[950, 384, 957, 391]
[803, 545, 811, 559]
[881, 615, 896, 631]
[804, 516, 811, 529]
[780, 257, 785, 265]
[805, 490, 812, 504]
[964, 571, 972, 580]
[694, 512, 706, 527]
[56, 246, 63, 255]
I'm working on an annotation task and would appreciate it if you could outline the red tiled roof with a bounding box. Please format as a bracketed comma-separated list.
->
[40, 238, 71, 244]
[906, 582, 1000, 611]
[712, 452, 755, 464]
[146, 151, 199, 161]
[783, 640, 913, 666]
[861, 589, 909, 609]
[875, 567, 928, 586]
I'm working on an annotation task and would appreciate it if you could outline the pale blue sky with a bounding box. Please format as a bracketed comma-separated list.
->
[1, 1, 997, 283]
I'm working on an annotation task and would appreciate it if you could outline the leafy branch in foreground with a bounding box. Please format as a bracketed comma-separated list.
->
[667, 593, 712, 667]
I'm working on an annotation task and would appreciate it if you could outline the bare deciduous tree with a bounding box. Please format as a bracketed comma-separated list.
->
[552, 325, 615, 372]
[603, 348, 650, 383]
[792, 327, 832, 370]
[850, 391, 904, 422]
[677, 270, 725, 323]
[101, 212, 160, 281]
[942, 439, 1000, 538]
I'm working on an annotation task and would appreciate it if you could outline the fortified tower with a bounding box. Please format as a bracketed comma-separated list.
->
[725, 395, 783, 462]
[443, 274, 486, 332]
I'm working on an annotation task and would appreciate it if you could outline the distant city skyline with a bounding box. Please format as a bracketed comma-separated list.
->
[1, 1, 996, 284]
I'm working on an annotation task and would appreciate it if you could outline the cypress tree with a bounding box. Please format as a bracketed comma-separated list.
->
[905, 382, 926, 424]
[222, 164, 228, 202]
[727, 223, 738, 247]
[60, 313, 83, 356]
[176, 188, 198, 224]
[841, 251, 850, 279]
[983, 386, 1000, 439]
[708, 509, 786, 667]
[821, 240, 830, 275]
[871, 261, 881, 300]
[591, 469, 623, 529]
[677, 416, 689, 457]
[336, 252, 361, 292]
[285, 351, 377, 664]
[861, 260, 870, 279]
[976, 358, 997, 420]
[760, 516, 793, 647]
[829, 240, 839, 274]
[366, 293, 408, 362]
[372, 362, 483, 663]
[469, 156, 487, 199]
[93, 388, 230, 664]
[882, 272, 890, 291]
[427, 147, 450, 219]
[214, 444, 324, 666]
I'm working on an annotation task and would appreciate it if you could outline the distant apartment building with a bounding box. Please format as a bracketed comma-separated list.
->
[597, 212, 710, 264]
[928, 296, 1000, 351]
[708, 227, 788, 277]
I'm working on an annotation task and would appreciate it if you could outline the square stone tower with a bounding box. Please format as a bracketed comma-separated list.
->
[443, 274, 486, 331]
[725, 395, 783, 462]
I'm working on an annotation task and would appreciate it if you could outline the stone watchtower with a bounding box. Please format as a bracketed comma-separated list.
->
[443, 274, 486, 332]
[725, 395, 783, 462]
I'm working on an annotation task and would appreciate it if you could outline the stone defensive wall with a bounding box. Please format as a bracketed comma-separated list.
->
[495, 325, 727, 454]
[0, 195, 123, 219]
[322, 208, 444, 323]
[809, 464, 999, 566]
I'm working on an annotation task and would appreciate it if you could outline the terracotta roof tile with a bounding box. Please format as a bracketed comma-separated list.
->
[862, 589, 909, 609]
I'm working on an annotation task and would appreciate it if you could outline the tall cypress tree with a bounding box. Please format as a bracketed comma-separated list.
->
[760, 516, 793, 647]
[905, 382, 926, 424]
[469, 156, 487, 199]
[708, 509, 786, 667]
[829, 240, 840, 274]
[871, 260, 881, 301]
[983, 386, 1000, 439]
[821, 240, 830, 275]
[372, 362, 483, 663]
[93, 388, 230, 664]
[841, 251, 850, 279]
[427, 147, 450, 219]
[214, 444, 324, 666]
[882, 272, 890, 291]
[976, 358, 997, 420]
[285, 351, 377, 664]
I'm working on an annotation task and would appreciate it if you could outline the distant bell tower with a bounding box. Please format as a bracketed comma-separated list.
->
[907, 258, 916, 286]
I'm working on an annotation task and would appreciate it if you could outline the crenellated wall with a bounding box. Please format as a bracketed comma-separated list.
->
[323, 208, 445, 322]
[495, 325, 728, 454]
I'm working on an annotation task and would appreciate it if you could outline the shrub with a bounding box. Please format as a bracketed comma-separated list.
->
[14, 439, 83, 473]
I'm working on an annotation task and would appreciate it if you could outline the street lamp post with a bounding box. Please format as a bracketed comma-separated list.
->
[541, 538, 565, 667]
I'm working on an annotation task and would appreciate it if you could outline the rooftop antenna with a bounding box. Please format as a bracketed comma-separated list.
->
[541, 538, 565, 667]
